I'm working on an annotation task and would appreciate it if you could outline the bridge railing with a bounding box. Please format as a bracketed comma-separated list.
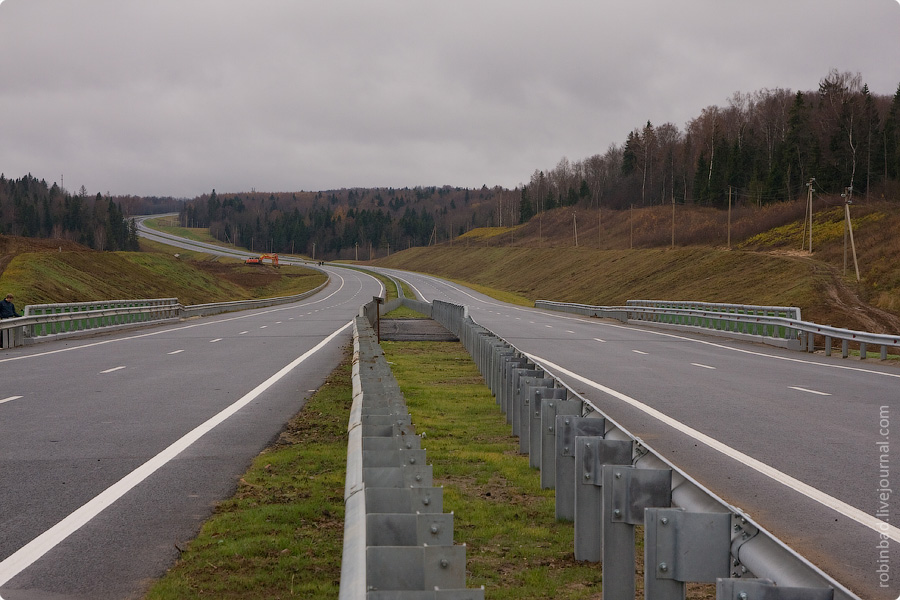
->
[424, 298, 856, 599]
[536, 299, 900, 359]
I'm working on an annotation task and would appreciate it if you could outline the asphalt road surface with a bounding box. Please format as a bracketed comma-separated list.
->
[0, 265, 382, 599]
[4, 217, 895, 599]
[372, 267, 900, 600]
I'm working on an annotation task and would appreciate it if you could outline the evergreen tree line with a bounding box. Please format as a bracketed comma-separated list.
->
[520, 69, 900, 220]
[0, 174, 141, 251]
[179, 186, 500, 259]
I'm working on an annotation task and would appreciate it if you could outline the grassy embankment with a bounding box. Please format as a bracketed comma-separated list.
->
[0, 235, 325, 307]
[374, 199, 900, 334]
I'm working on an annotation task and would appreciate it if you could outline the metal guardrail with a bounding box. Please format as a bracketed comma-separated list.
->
[0, 281, 329, 348]
[626, 299, 802, 321]
[536, 299, 900, 359]
[424, 298, 853, 599]
[340, 309, 484, 599]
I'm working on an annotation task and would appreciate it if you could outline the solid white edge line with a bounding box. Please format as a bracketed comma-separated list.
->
[0, 396, 23, 405]
[0, 320, 353, 587]
[525, 351, 900, 543]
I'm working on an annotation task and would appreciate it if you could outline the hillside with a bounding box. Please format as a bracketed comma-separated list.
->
[0, 235, 326, 307]
[374, 197, 900, 334]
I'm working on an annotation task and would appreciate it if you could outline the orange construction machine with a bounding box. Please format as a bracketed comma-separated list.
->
[245, 253, 279, 266]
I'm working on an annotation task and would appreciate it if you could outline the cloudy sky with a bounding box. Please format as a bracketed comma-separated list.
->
[1, 0, 898, 198]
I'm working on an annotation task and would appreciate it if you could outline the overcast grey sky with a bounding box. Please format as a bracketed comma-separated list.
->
[1, 0, 898, 198]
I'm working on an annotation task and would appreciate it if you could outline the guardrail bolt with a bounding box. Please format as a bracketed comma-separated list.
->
[613, 509, 621, 518]
[431, 525, 439, 534]
[584, 472, 591, 480]
[660, 517, 669, 525]
[658, 562, 668, 573]
[440, 559, 449, 568]
[738, 593, 748, 600]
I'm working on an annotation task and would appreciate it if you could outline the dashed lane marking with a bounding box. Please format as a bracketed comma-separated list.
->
[100, 366, 126, 374]
[789, 386, 831, 396]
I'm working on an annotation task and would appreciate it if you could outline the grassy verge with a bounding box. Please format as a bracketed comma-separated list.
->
[380, 340, 602, 598]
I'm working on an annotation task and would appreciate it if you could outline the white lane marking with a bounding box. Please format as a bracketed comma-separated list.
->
[210, 338, 222, 343]
[545, 325, 553, 328]
[692, 363, 716, 370]
[167, 350, 184, 355]
[594, 338, 606, 343]
[259, 326, 268, 329]
[526, 352, 900, 543]
[565, 330, 575, 334]
[0, 320, 354, 586]
[632, 350, 648, 355]
[99, 366, 126, 374]
[275, 321, 282, 324]
[239, 331, 248, 335]
[789, 386, 832, 396]
[0, 396, 23, 405]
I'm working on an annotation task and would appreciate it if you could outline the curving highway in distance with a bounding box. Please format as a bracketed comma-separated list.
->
[0, 237, 383, 599]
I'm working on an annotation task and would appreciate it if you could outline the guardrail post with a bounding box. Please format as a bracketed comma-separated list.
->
[511, 368, 543, 437]
[503, 357, 531, 424]
[530, 387, 567, 469]
[825, 335, 833, 356]
[517, 376, 554, 455]
[573, 437, 632, 561]
[555, 416, 607, 521]
[540, 398, 581, 489]
[860, 342, 867, 360]
[716, 578, 835, 599]
[644, 507, 731, 600]
[601, 465, 672, 599]
[842, 339, 849, 358]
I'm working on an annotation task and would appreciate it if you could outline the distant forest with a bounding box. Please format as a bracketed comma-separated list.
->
[4, 69, 900, 259]
[0, 174, 182, 250]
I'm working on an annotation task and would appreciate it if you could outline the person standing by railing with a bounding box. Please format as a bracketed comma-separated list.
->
[0, 293, 21, 319]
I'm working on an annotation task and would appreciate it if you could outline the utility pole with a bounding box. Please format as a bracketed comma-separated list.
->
[806, 178, 815, 253]
[573, 212, 578, 247]
[671, 194, 676, 249]
[727, 186, 732, 249]
[842, 187, 861, 282]
[598, 206, 602, 249]
[630, 204, 634, 250]
[355, 242, 358, 261]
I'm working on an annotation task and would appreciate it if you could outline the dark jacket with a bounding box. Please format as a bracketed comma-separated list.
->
[0, 299, 20, 319]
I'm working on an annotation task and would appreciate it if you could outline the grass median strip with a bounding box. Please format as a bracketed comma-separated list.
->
[145, 336, 607, 599]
